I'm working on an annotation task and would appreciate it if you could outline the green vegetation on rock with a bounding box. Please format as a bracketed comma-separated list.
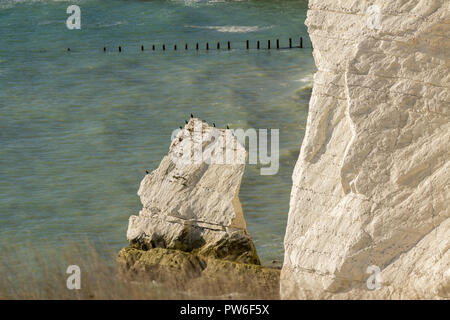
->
[117, 247, 280, 299]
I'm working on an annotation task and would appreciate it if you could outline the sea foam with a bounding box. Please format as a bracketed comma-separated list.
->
[186, 25, 272, 33]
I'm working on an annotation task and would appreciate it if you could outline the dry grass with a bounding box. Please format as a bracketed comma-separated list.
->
[0, 240, 182, 299]
[0, 240, 280, 300]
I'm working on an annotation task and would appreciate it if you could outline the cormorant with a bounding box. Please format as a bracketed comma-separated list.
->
[145, 170, 149, 174]
[226, 125, 229, 129]
[213, 123, 216, 127]
[185, 120, 188, 124]
[190, 113, 194, 118]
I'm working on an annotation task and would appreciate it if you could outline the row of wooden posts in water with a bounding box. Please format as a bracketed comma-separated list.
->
[67, 37, 304, 52]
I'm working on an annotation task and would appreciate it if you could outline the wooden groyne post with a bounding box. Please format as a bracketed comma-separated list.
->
[99, 35, 304, 53]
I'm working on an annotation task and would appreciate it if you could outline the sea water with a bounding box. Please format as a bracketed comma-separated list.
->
[0, 0, 315, 265]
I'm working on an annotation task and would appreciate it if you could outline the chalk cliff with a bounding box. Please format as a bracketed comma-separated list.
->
[282, 0, 449, 299]
[118, 119, 282, 298]
[125, 118, 259, 264]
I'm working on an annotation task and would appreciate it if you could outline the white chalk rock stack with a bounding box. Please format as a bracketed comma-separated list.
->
[127, 119, 260, 265]
[282, 0, 449, 299]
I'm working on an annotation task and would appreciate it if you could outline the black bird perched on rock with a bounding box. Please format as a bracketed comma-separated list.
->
[190, 113, 194, 118]
[213, 123, 216, 127]
[185, 120, 188, 124]
[179, 126, 182, 129]
[226, 125, 229, 129]
[145, 170, 149, 174]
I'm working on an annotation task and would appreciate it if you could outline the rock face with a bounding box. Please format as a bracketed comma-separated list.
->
[118, 119, 276, 297]
[282, 1, 449, 299]
[117, 247, 280, 299]
[126, 118, 260, 265]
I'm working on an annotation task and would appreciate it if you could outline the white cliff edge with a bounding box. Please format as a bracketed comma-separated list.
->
[282, 0, 449, 299]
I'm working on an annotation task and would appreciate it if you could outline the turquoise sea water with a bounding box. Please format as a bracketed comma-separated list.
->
[0, 0, 314, 265]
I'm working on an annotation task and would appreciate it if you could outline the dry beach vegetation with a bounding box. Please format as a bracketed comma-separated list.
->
[0, 240, 280, 299]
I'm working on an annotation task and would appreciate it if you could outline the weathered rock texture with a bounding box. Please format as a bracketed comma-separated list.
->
[117, 247, 280, 299]
[126, 119, 260, 265]
[119, 120, 277, 297]
[282, 0, 449, 299]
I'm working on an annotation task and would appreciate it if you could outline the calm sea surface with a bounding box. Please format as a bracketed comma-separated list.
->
[0, 0, 315, 265]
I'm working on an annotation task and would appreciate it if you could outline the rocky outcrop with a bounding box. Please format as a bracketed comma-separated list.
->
[124, 118, 259, 263]
[118, 119, 279, 296]
[282, 0, 449, 299]
[117, 247, 280, 299]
